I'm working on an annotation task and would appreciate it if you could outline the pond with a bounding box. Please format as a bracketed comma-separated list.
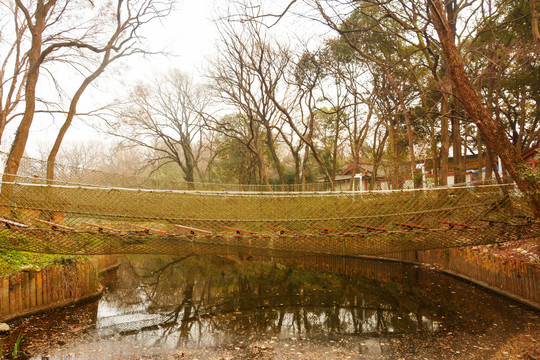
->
[2, 255, 539, 359]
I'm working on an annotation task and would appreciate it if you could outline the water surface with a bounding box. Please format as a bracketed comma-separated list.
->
[2, 255, 538, 359]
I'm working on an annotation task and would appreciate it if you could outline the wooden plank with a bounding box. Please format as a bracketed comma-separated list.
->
[35, 219, 74, 230]
[395, 222, 430, 230]
[51, 267, 58, 304]
[352, 224, 388, 232]
[80, 222, 124, 234]
[0, 217, 28, 228]
[174, 224, 213, 235]
[221, 226, 258, 235]
[15, 275, 23, 313]
[309, 225, 347, 234]
[437, 220, 473, 228]
[35, 272, 43, 308]
[42, 271, 48, 309]
[0, 278, 8, 317]
[128, 224, 169, 235]
[29, 272, 36, 310]
[9, 277, 16, 314]
[267, 226, 305, 235]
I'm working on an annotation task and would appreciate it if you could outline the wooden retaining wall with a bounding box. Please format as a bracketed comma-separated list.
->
[384, 248, 539, 307]
[254, 247, 539, 309]
[0, 255, 118, 322]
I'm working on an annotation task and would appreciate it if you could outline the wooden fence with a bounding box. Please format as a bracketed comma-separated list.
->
[0, 255, 118, 322]
[385, 248, 539, 307]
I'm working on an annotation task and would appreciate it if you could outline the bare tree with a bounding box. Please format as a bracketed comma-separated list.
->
[204, 112, 268, 186]
[1, 0, 58, 201]
[207, 17, 289, 188]
[46, 0, 173, 182]
[0, 1, 28, 144]
[282, 49, 337, 188]
[0, 0, 172, 202]
[327, 56, 377, 189]
[110, 70, 211, 188]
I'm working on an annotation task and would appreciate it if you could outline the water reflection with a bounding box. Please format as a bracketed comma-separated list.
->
[6, 254, 537, 359]
[91, 255, 509, 349]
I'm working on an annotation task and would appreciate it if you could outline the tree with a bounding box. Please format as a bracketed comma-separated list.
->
[209, 128, 261, 186]
[46, 0, 172, 182]
[207, 17, 289, 189]
[1, 0, 58, 201]
[472, 0, 539, 155]
[293, 0, 538, 209]
[316, 1, 421, 186]
[280, 49, 338, 188]
[318, 55, 373, 190]
[0, 0, 172, 202]
[427, 0, 540, 214]
[0, 1, 27, 144]
[110, 71, 211, 188]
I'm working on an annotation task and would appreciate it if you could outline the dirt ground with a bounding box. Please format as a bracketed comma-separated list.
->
[488, 324, 540, 360]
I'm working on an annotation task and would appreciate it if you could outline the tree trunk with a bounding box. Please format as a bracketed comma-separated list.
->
[1, 0, 53, 204]
[294, 151, 301, 191]
[387, 72, 416, 186]
[265, 126, 286, 190]
[0, 115, 6, 147]
[47, 63, 108, 183]
[452, 117, 464, 184]
[349, 154, 358, 191]
[531, 0, 540, 44]
[428, 0, 540, 216]
[371, 162, 379, 190]
[332, 116, 340, 186]
[439, 78, 451, 186]
[301, 147, 309, 191]
[477, 127, 484, 182]
[429, 117, 439, 186]
[257, 152, 271, 188]
[486, 146, 494, 181]
[371, 129, 387, 190]
[184, 166, 195, 190]
[388, 123, 401, 190]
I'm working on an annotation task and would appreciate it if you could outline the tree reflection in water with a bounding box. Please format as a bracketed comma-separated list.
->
[95, 254, 472, 350]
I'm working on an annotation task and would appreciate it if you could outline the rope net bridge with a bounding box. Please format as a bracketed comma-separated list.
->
[0, 176, 538, 257]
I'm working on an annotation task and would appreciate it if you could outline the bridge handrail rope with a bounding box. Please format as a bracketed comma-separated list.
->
[0, 175, 513, 195]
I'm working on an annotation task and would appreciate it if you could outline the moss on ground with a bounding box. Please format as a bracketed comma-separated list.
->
[0, 249, 85, 276]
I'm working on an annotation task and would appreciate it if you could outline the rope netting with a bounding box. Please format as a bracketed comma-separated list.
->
[0, 175, 537, 257]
